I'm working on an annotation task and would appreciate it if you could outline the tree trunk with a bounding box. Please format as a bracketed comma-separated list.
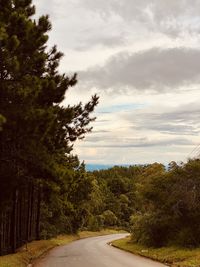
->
[10, 188, 18, 253]
[36, 186, 41, 240]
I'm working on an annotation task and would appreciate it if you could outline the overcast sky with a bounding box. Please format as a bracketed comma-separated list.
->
[34, 0, 200, 165]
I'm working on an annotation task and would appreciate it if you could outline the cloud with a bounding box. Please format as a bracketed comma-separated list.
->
[34, 0, 129, 51]
[81, 135, 193, 148]
[33, 0, 200, 165]
[124, 103, 200, 136]
[79, 0, 200, 37]
[75, 33, 126, 51]
[92, 130, 110, 133]
[79, 47, 200, 93]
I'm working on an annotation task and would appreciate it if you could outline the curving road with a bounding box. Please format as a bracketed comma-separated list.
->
[34, 234, 166, 267]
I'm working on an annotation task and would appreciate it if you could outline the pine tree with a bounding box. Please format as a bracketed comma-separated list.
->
[0, 0, 98, 254]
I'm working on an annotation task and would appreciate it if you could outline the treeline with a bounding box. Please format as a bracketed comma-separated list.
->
[130, 160, 200, 247]
[0, 0, 98, 255]
[86, 166, 139, 230]
[89, 160, 200, 248]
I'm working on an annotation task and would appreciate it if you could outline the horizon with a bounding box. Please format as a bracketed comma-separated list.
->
[85, 161, 174, 171]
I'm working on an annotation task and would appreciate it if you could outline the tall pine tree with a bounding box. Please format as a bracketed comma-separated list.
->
[0, 0, 98, 254]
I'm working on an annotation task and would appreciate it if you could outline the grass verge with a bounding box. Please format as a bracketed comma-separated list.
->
[112, 236, 200, 267]
[0, 229, 124, 267]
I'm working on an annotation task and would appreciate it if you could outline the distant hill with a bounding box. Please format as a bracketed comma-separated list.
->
[86, 164, 130, 171]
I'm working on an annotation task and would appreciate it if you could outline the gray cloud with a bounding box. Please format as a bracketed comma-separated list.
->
[124, 103, 200, 136]
[75, 33, 126, 50]
[82, 136, 193, 148]
[79, 0, 200, 37]
[34, 0, 200, 53]
[85, 136, 145, 143]
[34, 0, 200, 54]
[79, 47, 200, 93]
[143, 124, 199, 136]
[34, 0, 129, 51]
[92, 130, 111, 133]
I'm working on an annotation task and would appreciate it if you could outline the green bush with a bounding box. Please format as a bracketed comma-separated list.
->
[130, 213, 173, 247]
[102, 210, 118, 226]
[87, 215, 104, 231]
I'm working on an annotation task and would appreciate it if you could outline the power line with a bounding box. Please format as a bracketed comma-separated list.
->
[187, 143, 200, 159]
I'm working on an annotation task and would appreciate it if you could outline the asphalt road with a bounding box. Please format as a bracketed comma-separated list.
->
[34, 233, 166, 267]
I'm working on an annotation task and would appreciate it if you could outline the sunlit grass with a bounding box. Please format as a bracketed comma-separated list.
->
[79, 228, 126, 239]
[0, 237, 77, 267]
[112, 236, 200, 267]
[0, 229, 125, 267]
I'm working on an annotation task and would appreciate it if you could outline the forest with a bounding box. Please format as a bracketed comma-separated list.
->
[90, 160, 200, 248]
[1, 0, 200, 257]
[0, 0, 99, 255]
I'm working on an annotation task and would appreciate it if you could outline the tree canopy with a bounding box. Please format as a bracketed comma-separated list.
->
[0, 0, 98, 254]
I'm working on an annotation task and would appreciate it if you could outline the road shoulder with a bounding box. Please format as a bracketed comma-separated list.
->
[112, 236, 200, 267]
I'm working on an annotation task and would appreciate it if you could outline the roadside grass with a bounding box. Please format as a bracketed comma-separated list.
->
[78, 228, 125, 239]
[112, 236, 200, 267]
[0, 229, 124, 267]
